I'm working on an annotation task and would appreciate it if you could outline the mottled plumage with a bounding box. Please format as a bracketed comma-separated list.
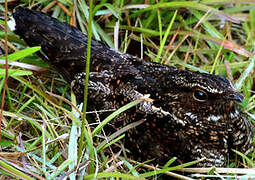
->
[13, 7, 254, 166]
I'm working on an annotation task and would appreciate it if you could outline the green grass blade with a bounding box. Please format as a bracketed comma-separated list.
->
[92, 98, 146, 137]
[0, 69, 32, 77]
[51, 159, 74, 178]
[137, 2, 239, 23]
[140, 158, 205, 178]
[0, 46, 41, 61]
[0, 160, 35, 180]
[155, 10, 177, 63]
[68, 123, 78, 180]
[235, 55, 255, 90]
[84, 172, 142, 179]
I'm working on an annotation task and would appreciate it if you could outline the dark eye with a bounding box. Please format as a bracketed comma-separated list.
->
[193, 89, 208, 102]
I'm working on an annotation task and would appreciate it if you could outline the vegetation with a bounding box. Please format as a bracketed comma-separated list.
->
[0, 0, 255, 179]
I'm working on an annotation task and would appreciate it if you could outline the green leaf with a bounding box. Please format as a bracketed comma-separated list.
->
[93, 3, 120, 19]
[0, 160, 35, 180]
[0, 69, 32, 77]
[0, 46, 41, 61]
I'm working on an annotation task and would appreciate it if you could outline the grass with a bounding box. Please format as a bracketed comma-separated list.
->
[0, 0, 255, 179]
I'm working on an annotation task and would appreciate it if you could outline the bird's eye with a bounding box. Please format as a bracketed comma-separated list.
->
[193, 89, 208, 102]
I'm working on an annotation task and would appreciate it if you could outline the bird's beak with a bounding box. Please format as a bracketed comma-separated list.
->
[227, 92, 243, 102]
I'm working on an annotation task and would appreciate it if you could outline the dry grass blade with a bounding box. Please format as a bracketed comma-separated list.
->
[176, 167, 255, 174]
[0, 60, 48, 71]
[164, 10, 211, 64]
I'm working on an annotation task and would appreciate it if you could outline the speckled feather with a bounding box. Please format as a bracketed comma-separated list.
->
[13, 7, 254, 167]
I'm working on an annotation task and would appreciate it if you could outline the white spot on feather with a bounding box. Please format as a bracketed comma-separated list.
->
[207, 115, 221, 122]
[185, 112, 197, 120]
[7, 17, 16, 31]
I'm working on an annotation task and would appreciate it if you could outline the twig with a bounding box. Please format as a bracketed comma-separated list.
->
[0, 0, 9, 144]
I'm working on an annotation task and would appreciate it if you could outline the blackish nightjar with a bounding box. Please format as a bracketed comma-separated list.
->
[11, 7, 254, 167]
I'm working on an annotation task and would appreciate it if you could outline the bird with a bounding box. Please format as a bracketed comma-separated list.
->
[11, 7, 254, 167]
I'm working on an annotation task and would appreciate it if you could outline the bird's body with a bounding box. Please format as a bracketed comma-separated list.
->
[12, 7, 254, 166]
